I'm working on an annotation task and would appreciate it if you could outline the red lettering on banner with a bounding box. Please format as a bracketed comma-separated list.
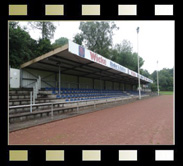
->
[131, 71, 136, 77]
[90, 51, 106, 65]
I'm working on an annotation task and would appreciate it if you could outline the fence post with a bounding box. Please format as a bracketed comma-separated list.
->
[33, 87, 35, 104]
[51, 104, 53, 118]
[30, 91, 32, 113]
[77, 101, 79, 112]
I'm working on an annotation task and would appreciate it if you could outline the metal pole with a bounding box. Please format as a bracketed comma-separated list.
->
[77, 101, 79, 112]
[157, 61, 159, 96]
[51, 104, 53, 118]
[30, 92, 32, 113]
[33, 87, 35, 104]
[59, 65, 61, 96]
[100, 71, 102, 93]
[137, 27, 141, 100]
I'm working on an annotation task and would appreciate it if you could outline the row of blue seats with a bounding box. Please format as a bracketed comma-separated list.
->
[64, 95, 123, 102]
[55, 91, 124, 94]
[56, 93, 126, 99]
[53, 91, 125, 95]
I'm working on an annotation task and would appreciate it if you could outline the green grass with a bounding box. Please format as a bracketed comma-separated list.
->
[159, 91, 173, 95]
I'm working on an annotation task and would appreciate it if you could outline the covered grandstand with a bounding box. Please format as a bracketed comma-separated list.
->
[9, 41, 154, 130]
[20, 41, 152, 96]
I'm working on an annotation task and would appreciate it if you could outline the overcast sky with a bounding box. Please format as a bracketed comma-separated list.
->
[19, 21, 174, 74]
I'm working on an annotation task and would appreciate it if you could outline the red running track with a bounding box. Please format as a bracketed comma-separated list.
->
[9, 95, 173, 145]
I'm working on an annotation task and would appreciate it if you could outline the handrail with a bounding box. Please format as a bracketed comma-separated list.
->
[9, 96, 130, 109]
[9, 95, 139, 119]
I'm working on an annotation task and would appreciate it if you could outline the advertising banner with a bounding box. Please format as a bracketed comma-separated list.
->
[68, 40, 153, 83]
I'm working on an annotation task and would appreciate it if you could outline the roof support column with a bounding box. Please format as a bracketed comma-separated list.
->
[55, 72, 57, 88]
[77, 76, 79, 89]
[93, 79, 95, 89]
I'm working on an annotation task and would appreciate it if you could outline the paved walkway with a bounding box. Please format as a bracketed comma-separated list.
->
[9, 95, 173, 145]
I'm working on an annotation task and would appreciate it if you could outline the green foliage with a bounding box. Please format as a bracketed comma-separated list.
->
[74, 22, 145, 72]
[73, 33, 84, 45]
[150, 83, 157, 92]
[9, 22, 54, 68]
[140, 69, 151, 78]
[111, 40, 144, 71]
[150, 68, 173, 91]
[9, 22, 38, 68]
[73, 21, 119, 58]
[36, 38, 53, 56]
[52, 37, 68, 49]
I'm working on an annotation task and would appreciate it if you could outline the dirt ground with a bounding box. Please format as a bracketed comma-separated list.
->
[9, 95, 174, 145]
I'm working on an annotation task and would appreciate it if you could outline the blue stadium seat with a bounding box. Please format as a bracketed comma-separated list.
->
[56, 95, 61, 99]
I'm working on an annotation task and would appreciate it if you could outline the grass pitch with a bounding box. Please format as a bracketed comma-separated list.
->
[159, 91, 173, 95]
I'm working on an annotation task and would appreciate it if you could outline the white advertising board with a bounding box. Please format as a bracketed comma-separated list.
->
[68, 40, 153, 83]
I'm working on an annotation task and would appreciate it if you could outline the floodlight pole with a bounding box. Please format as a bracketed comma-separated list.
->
[157, 61, 159, 96]
[59, 65, 61, 96]
[137, 27, 141, 100]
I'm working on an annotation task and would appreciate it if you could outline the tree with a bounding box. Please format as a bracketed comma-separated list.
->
[52, 37, 68, 49]
[73, 21, 119, 58]
[9, 21, 19, 29]
[9, 22, 55, 68]
[111, 40, 144, 71]
[36, 38, 53, 56]
[140, 69, 151, 78]
[73, 33, 83, 45]
[9, 22, 38, 68]
[28, 22, 56, 40]
[150, 68, 173, 91]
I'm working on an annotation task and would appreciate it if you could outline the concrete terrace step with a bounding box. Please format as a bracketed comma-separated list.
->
[9, 97, 135, 124]
[9, 97, 62, 106]
[9, 94, 42, 100]
[9, 102, 103, 124]
[9, 89, 32, 95]
[9, 96, 133, 114]
[9, 102, 65, 114]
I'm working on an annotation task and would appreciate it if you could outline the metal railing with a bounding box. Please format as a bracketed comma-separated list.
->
[9, 96, 132, 118]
